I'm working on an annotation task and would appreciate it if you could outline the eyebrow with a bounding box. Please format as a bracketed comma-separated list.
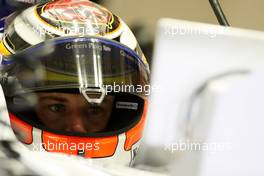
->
[38, 96, 68, 102]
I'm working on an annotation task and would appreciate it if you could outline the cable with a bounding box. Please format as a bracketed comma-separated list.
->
[209, 0, 230, 26]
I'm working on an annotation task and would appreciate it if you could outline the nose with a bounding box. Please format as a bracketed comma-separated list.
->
[65, 113, 88, 133]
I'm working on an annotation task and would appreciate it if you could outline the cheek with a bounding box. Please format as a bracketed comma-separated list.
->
[84, 113, 112, 132]
[35, 106, 46, 122]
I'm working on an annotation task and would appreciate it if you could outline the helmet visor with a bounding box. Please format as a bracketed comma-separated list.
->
[6, 36, 150, 97]
[5, 37, 149, 136]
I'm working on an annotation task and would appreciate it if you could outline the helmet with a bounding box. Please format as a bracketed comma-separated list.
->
[1, 0, 150, 166]
[3, 36, 150, 166]
[0, 0, 147, 66]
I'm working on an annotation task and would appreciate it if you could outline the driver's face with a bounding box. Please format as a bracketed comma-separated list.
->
[35, 93, 114, 133]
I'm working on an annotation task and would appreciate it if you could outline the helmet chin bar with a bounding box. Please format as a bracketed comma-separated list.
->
[80, 87, 106, 105]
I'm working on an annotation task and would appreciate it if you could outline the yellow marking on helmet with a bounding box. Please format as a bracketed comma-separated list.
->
[45, 71, 138, 85]
[0, 41, 11, 56]
[46, 71, 78, 82]
[142, 55, 149, 65]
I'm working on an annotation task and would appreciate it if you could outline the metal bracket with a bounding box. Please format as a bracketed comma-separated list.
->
[80, 87, 106, 105]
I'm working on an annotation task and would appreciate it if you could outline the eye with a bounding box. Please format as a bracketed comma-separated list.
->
[48, 104, 66, 113]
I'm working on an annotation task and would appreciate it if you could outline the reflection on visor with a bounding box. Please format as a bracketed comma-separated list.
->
[7, 37, 149, 96]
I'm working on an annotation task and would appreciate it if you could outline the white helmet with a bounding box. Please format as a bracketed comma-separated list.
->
[0, 0, 148, 65]
[1, 0, 150, 166]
